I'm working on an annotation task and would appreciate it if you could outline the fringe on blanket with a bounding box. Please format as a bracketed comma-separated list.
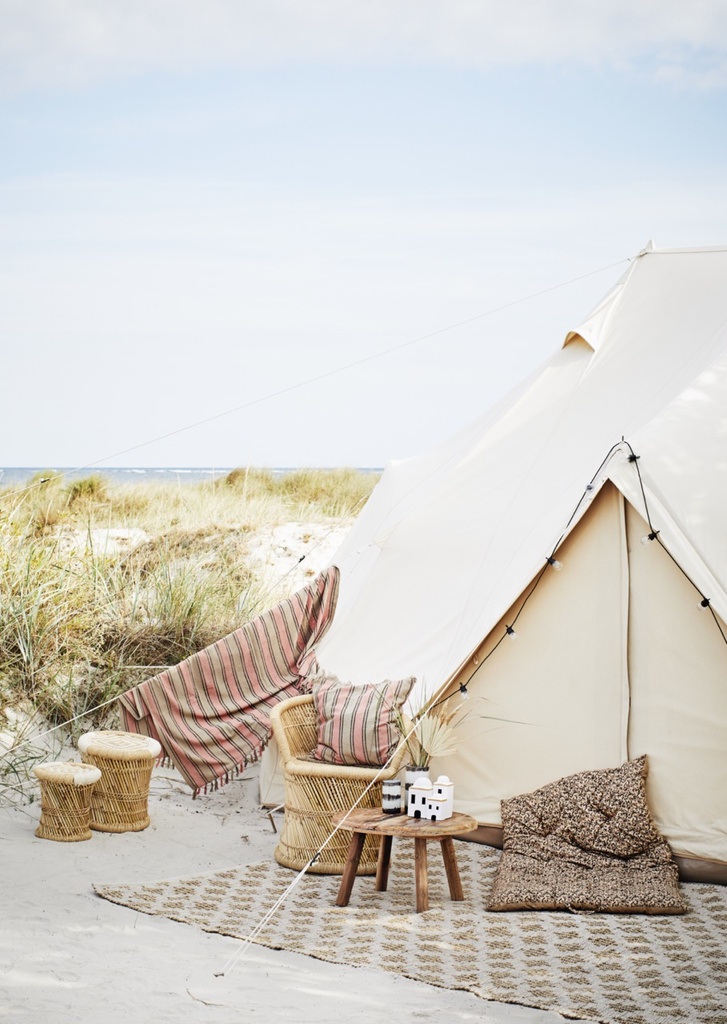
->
[118, 567, 340, 795]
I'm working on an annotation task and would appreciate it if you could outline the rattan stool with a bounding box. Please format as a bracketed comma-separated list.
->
[78, 730, 161, 833]
[33, 761, 102, 842]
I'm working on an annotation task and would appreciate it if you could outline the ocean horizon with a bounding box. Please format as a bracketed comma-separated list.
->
[0, 466, 383, 488]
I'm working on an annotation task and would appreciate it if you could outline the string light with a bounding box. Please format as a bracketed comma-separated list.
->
[624, 440, 726, 644]
[546, 556, 562, 571]
[424, 435, 727, 765]
[426, 680, 470, 714]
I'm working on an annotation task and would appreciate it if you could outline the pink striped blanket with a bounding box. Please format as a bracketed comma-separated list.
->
[119, 567, 339, 795]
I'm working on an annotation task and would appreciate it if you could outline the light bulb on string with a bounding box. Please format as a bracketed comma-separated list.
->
[505, 625, 518, 640]
[641, 531, 660, 545]
[546, 556, 562, 571]
[699, 597, 711, 611]
[458, 683, 469, 700]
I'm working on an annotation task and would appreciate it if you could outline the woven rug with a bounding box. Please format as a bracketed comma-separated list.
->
[95, 844, 727, 1024]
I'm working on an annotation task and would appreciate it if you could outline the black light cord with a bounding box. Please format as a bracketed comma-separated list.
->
[622, 440, 727, 646]
[454, 437, 727, 694]
[424, 681, 470, 714]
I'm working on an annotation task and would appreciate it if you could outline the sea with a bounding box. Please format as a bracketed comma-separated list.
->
[0, 467, 236, 488]
[0, 467, 381, 488]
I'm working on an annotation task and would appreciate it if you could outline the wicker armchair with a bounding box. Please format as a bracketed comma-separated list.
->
[270, 693, 409, 874]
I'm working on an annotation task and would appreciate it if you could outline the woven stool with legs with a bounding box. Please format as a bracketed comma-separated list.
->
[33, 761, 102, 842]
[78, 730, 161, 833]
[270, 694, 408, 875]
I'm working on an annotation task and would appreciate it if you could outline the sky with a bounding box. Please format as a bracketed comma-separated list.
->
[2, 1, 727, 470]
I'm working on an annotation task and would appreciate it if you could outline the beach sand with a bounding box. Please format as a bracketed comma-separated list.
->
[2, 519, 590, 1023]
[2, 761, 591, 1024]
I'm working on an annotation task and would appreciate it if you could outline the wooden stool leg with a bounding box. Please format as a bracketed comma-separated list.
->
[375, 835, 393, 891]
[414, 837, 429, 912]
[335, 832, 366, 906]
[440, 837, 465, 901]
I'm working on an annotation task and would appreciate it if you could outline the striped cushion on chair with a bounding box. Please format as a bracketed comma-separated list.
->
[310, 675, 415, 767]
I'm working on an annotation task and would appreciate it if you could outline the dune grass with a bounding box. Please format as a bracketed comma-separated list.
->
[0, 468, 377, 791]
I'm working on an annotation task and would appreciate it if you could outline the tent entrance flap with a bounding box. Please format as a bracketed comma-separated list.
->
[440, 484, 629, 826]
[626, 503, 727, 866]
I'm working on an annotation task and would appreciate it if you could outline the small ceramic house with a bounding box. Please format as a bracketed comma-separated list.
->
[408, 776, 433, 818]
[407, 774, 456, 821]
[424, 794, 450, 821]
[432, 775, 454, 819]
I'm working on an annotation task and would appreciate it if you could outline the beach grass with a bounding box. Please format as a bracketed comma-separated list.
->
[0, 468, 377, 790]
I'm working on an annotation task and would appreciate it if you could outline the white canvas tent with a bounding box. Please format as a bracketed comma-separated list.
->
[262, 243, 727, 881]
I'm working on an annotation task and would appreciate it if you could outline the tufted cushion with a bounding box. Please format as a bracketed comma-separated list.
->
[487, 756, 687, 914]
[310, 674, 415, 767]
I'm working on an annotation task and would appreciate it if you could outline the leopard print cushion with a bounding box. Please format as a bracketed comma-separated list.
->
[487, 756, 687, 914]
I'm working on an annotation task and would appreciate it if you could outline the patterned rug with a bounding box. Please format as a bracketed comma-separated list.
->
[95, 844, 727, 1024]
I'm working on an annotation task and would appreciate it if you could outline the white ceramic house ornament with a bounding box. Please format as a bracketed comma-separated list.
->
[424, 794, 449, 821]
[408, 775, 455, 821]
[433, 775, 454, 819]
[408, 776, 433, 818]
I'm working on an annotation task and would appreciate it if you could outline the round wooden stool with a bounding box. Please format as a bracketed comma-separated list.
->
[78, 730, 161, 833]
[33, 761, 102, 842]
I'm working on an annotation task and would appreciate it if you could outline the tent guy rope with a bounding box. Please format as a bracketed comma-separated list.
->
[214, 691, 465, 978]
[0, 255, 629, 505]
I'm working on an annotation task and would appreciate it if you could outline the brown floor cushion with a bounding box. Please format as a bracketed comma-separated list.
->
[487, 755, 687, 914]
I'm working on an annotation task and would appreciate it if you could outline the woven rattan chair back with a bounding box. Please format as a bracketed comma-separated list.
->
[270, 694, 408, 875]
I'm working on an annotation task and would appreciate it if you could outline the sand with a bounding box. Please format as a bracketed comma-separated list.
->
[2, 521, 589, 1023]
[2, 761, 591, 1024]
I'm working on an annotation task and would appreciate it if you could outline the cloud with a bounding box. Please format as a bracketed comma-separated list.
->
[1, 0, 726, 92]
